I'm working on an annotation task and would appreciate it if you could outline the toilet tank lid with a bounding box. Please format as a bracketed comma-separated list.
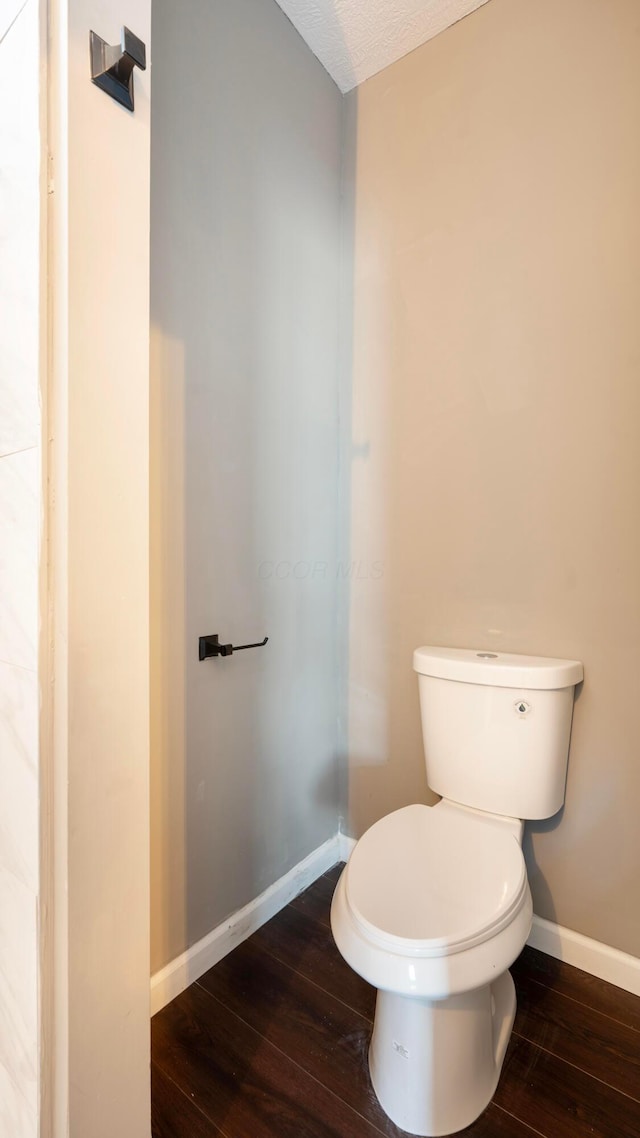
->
[413, 646, 583, 690]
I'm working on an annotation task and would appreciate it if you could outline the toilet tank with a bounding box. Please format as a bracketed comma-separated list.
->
[413, 647, 583, 820]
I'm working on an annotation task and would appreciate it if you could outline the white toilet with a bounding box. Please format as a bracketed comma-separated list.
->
[331, 646, 583, 1137]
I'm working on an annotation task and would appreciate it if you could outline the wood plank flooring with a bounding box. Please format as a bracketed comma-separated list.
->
[152, 864, 640, 1137]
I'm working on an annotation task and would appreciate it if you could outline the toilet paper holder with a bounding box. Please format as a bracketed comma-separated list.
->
[199, 633, 269, 661]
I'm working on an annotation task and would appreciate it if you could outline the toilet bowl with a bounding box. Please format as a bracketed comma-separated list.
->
[331, 800, 532, 1136]
[330, 646, 583, 1137]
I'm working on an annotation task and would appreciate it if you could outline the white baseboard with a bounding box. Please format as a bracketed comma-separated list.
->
[338, 832, 357, 861]
[528, 914, 640, 998]
[151, 825, 640, 1015]
[150, 833, 342, 1016]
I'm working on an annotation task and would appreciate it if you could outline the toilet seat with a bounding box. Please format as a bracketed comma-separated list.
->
[344, 803, 528, 958]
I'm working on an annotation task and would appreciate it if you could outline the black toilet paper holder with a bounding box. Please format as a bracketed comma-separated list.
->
[199, 633, 269, 661]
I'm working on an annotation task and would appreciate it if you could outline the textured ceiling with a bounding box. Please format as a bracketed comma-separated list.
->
[274, 0, 492, 92]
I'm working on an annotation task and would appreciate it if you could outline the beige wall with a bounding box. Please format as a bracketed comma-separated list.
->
[150, 0, 344, 974]
[346, 0, 640, 956]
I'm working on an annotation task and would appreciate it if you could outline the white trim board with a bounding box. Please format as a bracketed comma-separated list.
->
[150, 834, 343, 1016]
[528, 915, 640, 998]
[339, 832, 357, 861]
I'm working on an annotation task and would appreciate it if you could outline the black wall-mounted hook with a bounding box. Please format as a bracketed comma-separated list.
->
[90, 26, 146, 111]
[199, 634, 269, 661]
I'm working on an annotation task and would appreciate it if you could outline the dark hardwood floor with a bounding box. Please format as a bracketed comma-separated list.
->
[152, 864, 640, 1137]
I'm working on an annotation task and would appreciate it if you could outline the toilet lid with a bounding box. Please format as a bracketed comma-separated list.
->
[345, 804, 528, 957]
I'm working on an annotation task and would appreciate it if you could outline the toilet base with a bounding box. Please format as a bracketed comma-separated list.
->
[368, 970, 516, 1136]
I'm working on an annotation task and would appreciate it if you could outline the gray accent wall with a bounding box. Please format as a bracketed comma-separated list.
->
[150, 0, 344, 973]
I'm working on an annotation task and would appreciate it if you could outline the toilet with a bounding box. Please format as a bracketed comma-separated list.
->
[331, 646, 583, 1137]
